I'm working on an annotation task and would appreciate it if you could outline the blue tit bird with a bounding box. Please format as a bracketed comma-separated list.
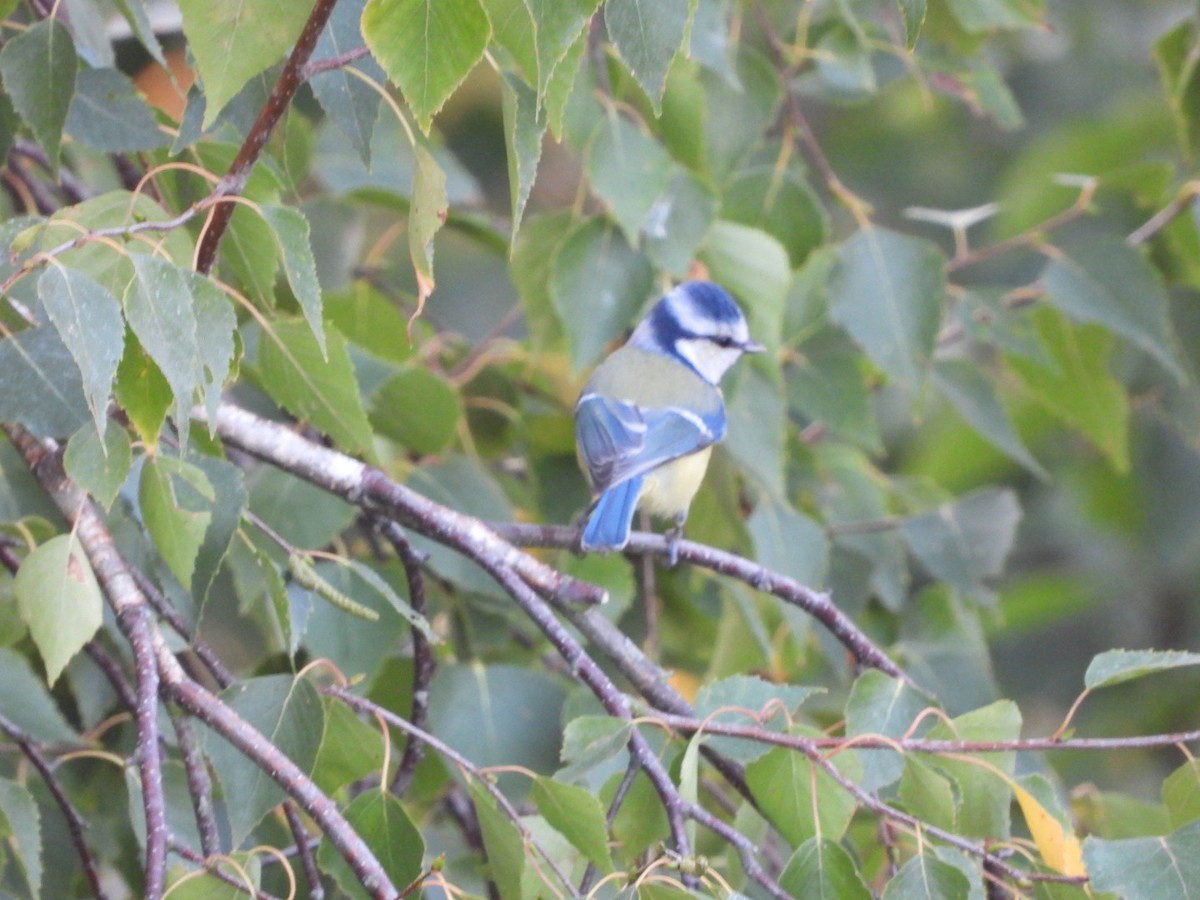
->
[574, 280, 765, 562]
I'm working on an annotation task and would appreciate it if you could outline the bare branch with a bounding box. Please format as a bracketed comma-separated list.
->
[195, 0, 341, 274]
[0, 712, 110, 900]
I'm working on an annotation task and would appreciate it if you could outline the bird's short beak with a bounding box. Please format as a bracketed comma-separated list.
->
[742, 339, 767, 354]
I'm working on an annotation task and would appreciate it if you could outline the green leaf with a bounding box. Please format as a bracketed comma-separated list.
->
[260, 206, 326, 355]
[139, 455, 216, 591]
[780, 838, 872, 900]
[0, 18, 76, 166]
[1083, 819, 1200, 900]
[122, 254, 202, 446]
[558, 715, 633, 782]
[1041, 235, 1184, 381]
[113, 0, 169, 70]
[693, 675, 823, 764]
[550, 218, 654, 370]
[585, 111, 673, 243]
[944, 0, 1044, 32]
[325, 282, 415, 364]
[187, 454, 247, 607]
[845, 670, 936, 791]
[369, 366, 462, 455]
[1083, 648, 1200, 690]
[818, 445, 908, 611]
[745, 739, 862, 846]
[900, 488, 1020, 603]
[531, 775, 614, 872]
[64, 420, 132, 511]
[604, 0, 693, 112]
[310, 0, 383, 166]
[932, 358, 1048, 480]
[469, 780, 524, 900]
[688, 0, 737, 84]
[178, 0, 311, 127]
[494, 0, 599, 101]
[483, 0, 538, 81]
[501, 73, 545, 236]
[205, 675, 325, 847]
[428, 664, 566, 778]
[701, 49, 782, 178]
[641, 167, 717, 277]
[0, 325, 90, 439]
[405, 455, 513, 595]
[114, 340, 172, 449]
[881, 852, 972, 899]
[788, 332, 882, 454]
[829, 227, 946, 388]
[748, 498, 829, 592]
[312, 697, 388, 793]
[699, 221, 790, 352]
[927, 701, 1021, 839]
[37, 265, 125, 438]
[189, 274, 238, 427]
[256, 319, 375, 457]
[362, 0, 491, 133]
[899, 758, 958, 832]
[66, 66, 170, 152]
[544, 25, 588, 139]
[318, 789, 425, 896]
[0, 649, 76, 742]
[1154, 19, 1200, 158]
[1007, 308, 1129, 473]
[725, 365, 787, 499]
[721, 169, 829, 268]
[897, 0, 927, 48]
[0, 779, 41, 898]
[410, 143, 449, 303]
[13, 534, 103, 686]
[1163, 759, 1200, 829]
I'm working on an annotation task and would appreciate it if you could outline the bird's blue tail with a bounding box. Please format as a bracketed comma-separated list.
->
[581, 476, 643, 552]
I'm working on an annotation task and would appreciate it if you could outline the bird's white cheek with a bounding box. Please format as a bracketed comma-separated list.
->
[638, 448, 714, 519]
[677, 341, 744, 384]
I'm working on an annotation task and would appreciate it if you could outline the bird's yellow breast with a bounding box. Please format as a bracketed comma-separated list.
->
[637, 447, 713, 519]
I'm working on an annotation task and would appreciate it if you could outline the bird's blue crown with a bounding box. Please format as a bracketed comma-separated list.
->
[642, 281, 745, 353]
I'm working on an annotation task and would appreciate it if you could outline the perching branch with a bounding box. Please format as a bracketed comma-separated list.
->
[491, 521, 907, 681]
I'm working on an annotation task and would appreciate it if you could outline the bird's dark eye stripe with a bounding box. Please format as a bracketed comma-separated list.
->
[678, 329, 739, 348]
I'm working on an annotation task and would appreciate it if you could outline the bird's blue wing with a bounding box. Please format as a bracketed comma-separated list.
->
[581, 474, 643, 551]
[576, 393, 722, 494]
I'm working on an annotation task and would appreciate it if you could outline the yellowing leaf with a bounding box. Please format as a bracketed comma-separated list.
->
[1013, 783, 1086, 877]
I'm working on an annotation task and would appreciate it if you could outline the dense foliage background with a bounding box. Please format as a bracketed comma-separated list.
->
[0, 0, 1199, 897]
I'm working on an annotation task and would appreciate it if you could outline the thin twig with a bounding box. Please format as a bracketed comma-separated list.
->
[302, 44, 371, 78]
[169, 839, 285, 900]
[171, 713, 222, 859]
[284, 801, 325, 900]
[377, 520, 435, 795]
[0, 713, 109, 900]
[195, 0, 340, 273]
[159, 648, 396, 897]
[325, 687, 578, 897]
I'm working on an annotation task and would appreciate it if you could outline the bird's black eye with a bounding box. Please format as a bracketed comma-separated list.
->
[714, 335, 736, 348]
